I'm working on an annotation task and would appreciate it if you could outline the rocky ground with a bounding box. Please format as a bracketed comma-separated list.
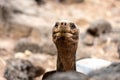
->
[0, 0, 120, 80]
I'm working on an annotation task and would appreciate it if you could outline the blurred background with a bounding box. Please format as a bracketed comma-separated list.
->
[0, 0, 120, 80]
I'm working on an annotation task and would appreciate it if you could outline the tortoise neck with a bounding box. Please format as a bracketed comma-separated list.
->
[55, 37, 78, 72]
[57, 52, 76, 71]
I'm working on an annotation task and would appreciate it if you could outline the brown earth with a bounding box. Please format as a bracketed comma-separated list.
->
[0, 0, 120, 80]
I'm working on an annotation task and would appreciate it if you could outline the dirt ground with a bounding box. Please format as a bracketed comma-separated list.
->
[0, 0, 120, 80]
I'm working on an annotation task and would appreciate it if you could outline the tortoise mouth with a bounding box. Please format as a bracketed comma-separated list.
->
[52, 31, 78, 43]
[53, 30, 71, 34]
[53, 31, 74, 38]
[53, 28, 77, 36]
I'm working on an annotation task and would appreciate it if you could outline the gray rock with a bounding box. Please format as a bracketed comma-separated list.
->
[14, 38, 57, 55]
[86, 19, 112, 37]
[117, 43, 120, 58]
[89, 63, 120, 80]
[4, 58, 45, 80]
[14, 40, 42, 53]
[90, 73, 120, 80]
[35, 0, 45, 5]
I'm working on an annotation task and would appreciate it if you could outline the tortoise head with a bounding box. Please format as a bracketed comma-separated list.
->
[52, 21, 79, 43]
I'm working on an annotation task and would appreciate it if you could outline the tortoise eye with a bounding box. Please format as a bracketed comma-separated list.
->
[70, 23, 76, 29]
[55, 22, 59, 28]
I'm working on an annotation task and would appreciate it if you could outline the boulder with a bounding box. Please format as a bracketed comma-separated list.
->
[4, 58, 45, 80]
[86, 19, 112, 37]
[89, 63, 120, 80]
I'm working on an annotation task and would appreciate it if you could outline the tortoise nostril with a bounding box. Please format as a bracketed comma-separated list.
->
[61, 22, 63, 25]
